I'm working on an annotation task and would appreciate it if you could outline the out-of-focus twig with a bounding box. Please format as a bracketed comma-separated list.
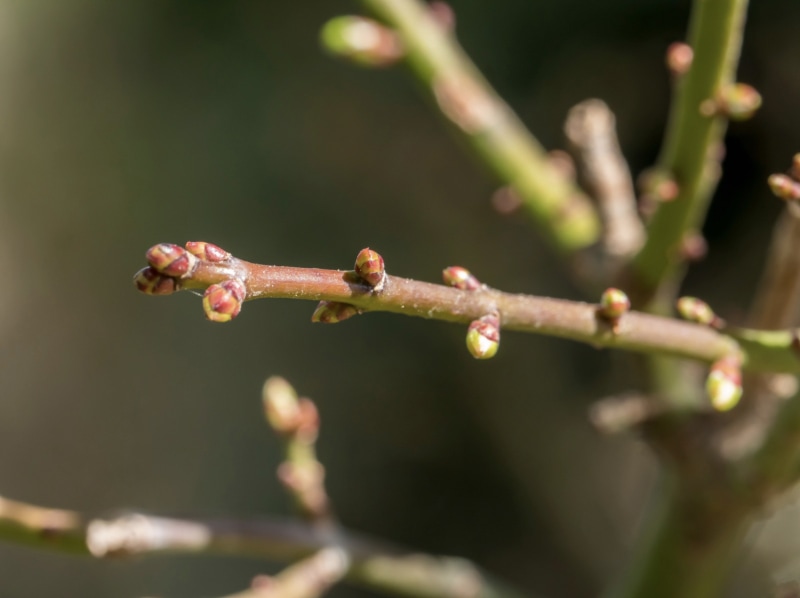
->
[216, 548, 350, 598]
[263, 377, 333, 526]
[631, 0, 752, 304]
[565, 99, 645, 262]
[588, 393, 668, 435]
[0, 499, 523, 598]
[358, 0, 601, 253]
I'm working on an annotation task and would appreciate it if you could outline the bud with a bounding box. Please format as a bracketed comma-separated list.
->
[311, 301, 360, 324]
[202, 278, 246, 323]
[185, 241, 230, 262]
[442, 266, 481, 291]
[320, 16, 403, 67]
[638, 168, 680, 203]
[678, 232, 708, 262]
[465, 312, 500, 359]
[262, 376, 302, 435]
[768, 174, 800, 202]
[354, 248, 386, 290]
[145, 243, 198, 277]
[599, 288, 630, 320]
[133, 267, 177, 296]
[706, 356, 743, 412]
[702, 83, 762, 121]
[676, 296, 724, 329]
[429, 1, 456, 30]
[792, 154, 800, 181]
[666, 42, 693, 76]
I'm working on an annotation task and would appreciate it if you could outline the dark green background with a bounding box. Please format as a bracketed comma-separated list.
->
[0, 1, 798, 596]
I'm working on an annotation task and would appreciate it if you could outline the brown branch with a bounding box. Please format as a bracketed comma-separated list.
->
[0, 498, 524, 598]
[565, 99, 645, 261]
[132, 243, 800, 375]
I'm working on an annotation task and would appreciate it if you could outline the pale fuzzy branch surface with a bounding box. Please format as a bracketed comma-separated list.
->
[565, 99, 645, 260]
[359, 0, 601, 252]
[0, 499, 522, 598]
[633, 0, 750, 300]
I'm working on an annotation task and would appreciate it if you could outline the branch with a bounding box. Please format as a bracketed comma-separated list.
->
[356, 0, 601, 253]
[0, 498, 523, 598]
[133, 242, 800, 374]
[565, 99, 645, 261]
[631, 0, 752, 302]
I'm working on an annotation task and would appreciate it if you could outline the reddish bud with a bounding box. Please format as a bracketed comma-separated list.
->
[202, 279, 246, 323]
[466, 312, 500, 359]
[354, 248, 386, 290]
[676, 296, 724, 329]
[490, 186, 523, 215]
[146, 243, 198, 277]
[133, 267, 177, 296]
[442, 266, 481, 291]
[638, 169, 680, 204]
[429, 1, 456, 30]
[678, 232, 708, 262]
[768, 174, 800, 202]
[666, 42, 693, 76]
[706, 356, 743, 411]
[599, 288, 630, 320]
[311, 301, 360, 324]
[185, 241, 230, 262]
[320, 16, 403, 67]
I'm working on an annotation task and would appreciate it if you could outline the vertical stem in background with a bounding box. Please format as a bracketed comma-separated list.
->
[359, 0, 601, 253]
[605, 474, 748, 598]
[632, 0, 750, 303]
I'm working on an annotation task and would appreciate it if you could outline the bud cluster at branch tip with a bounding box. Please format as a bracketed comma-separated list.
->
[146, 243, 198, 278]
[320, 16, 403, 68]
[442, 266, 482, 291]
[466, 311, 500, 359]
[185, 241, 230, 262]
[598, 288, 630, 327]
[701, 83, 762, 121]
[676, 296, 725, 329]
[706, 355, 743, 412]
[354, 248, 386, 291]
[202, 279, 246, 323]
[666, 42, 693, 76]
[133, 267, 177, 296]
[311, 301, 361, 324]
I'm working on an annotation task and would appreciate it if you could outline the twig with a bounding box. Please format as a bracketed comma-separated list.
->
[216, 548, 350, 598]
[134, 243, 800, 374]
[631, 0, 751, 302]
[565, 99, 645, 261]
[263, 377, 334, 526]
[0, 499, 523, 598]
[358, 0, 601, 253]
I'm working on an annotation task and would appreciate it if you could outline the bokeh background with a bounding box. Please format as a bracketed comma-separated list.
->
[0, 1, 798, 596]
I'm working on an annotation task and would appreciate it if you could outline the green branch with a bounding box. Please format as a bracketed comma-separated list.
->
[358, 0, 601, 253]
[633, 0, 750, 300]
